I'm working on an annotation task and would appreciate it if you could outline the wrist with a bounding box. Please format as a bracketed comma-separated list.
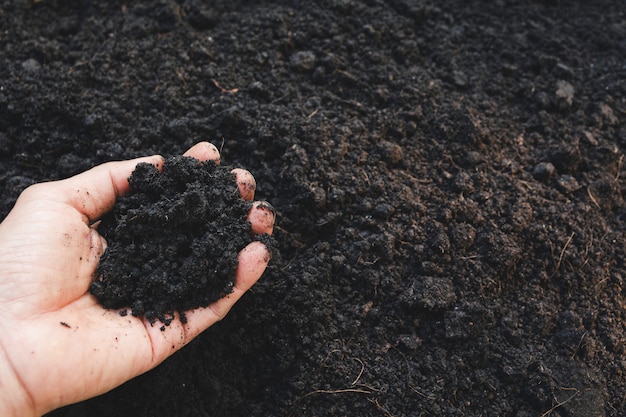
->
[0, 341, 37, 417]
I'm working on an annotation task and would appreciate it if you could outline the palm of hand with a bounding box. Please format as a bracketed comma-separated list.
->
[0, 143, 273, 416]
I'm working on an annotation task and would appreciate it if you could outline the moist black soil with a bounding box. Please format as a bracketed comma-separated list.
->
[1, 1, 625, 416]
[91, 156, 254, 326]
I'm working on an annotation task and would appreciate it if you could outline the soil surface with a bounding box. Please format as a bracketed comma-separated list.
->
[1, 1, 624, 416]
[92, 156, 256, 326]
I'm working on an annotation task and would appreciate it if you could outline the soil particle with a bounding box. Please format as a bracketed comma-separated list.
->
[90, 156, 260, 325]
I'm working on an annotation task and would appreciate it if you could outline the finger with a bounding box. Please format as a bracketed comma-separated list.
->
[232, 168, 256, 201]
[183, 141, 220, 164]
[56, 155, 165, 224]
[248, 201, 275, 235]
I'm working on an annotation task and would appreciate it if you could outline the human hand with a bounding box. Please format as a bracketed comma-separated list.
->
[0, 142, 274, 417]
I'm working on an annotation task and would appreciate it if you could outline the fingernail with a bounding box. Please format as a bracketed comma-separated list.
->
[232, 168, 256, 201]
[250, 201, 276, 235]
[256, 201, 276, 228]
[257, 201, 276, 216]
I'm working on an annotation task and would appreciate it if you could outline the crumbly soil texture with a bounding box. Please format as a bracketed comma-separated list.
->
[1, 1, 625, 416]
[91, 156, 254, 326]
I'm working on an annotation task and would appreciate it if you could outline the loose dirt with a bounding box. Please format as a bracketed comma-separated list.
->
[1, 1, 624, 416]
[91, 156, 255, 326]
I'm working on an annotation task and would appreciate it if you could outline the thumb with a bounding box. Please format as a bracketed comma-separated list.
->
[51, 155, 165, 224]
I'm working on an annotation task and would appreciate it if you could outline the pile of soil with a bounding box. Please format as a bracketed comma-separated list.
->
[91, 156, 255, 326]
[1, 1, 624, 416]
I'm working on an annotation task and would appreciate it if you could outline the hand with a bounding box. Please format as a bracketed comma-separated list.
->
[0, 142, 275, 417]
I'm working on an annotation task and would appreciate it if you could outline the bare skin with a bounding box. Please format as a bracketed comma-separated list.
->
[0, 142, 274, 416]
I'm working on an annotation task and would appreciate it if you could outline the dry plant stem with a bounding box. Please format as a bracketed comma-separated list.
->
[540, 388, 580, 417]
[550, 232, 575, 278]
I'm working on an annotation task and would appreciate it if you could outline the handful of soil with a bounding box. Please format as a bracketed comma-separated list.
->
[90, 156, 256, 326]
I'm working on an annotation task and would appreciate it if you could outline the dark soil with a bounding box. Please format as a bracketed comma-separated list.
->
[91, 156, 255, 326]
[1, 1, 624, 416]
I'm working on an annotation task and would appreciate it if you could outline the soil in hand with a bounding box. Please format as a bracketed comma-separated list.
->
[90, 156, 253, 326]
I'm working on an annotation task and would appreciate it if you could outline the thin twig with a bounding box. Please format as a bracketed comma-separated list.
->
[570, 331, 588, 360]
[587, 186, 600, 209]
[540, 388, 580, 417]
[301, 388, 372, 399]
[551, 232, 575, 278]
[367, 398, 397, 417]
[351, 358, 366, 386]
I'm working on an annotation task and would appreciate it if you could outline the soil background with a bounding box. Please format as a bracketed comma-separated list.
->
[1, 1, 625, 416]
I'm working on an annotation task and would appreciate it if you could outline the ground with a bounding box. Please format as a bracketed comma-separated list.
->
[1, 1, 625, 416]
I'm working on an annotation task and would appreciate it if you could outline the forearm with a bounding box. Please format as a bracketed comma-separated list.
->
[0, 342, 37, 417]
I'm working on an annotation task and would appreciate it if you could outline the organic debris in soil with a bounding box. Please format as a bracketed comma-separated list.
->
[90, 156, 255, 326]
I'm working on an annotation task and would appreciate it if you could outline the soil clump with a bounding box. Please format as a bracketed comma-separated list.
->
[91, 156, 254, 326]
